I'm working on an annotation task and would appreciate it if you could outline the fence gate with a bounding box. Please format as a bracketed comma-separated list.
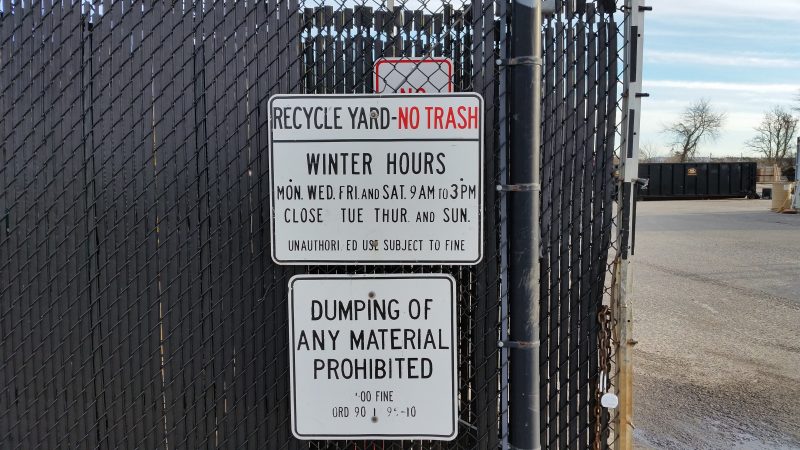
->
[0, 0, 633, 448]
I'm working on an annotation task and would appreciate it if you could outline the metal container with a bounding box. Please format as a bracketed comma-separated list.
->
[638, 162, 757, 200]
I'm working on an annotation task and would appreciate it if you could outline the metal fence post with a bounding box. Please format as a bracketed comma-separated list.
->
[616, 0, 647, 448]
[794, 137, 800, 209]
[507, 0, 543, 448]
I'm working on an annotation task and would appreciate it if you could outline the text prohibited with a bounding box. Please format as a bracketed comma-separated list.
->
[269, 94, 484, 264]
[288, 275, 458, 440]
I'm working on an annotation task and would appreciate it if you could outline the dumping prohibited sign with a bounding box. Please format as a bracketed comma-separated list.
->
[288, 274, 458, 440]
[269, 94, 484, 264]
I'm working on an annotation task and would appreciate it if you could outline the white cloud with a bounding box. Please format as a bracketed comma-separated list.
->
[646, 29, 792, 42]
[648, 0, 800, 23]
[643, 80, 800, 95]
[646, 51, 800, 69]
[640, 106, 762, 134]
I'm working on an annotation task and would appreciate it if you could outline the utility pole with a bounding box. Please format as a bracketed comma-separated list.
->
[506, 0, 543, 448]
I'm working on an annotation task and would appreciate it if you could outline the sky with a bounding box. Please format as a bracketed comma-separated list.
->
[640, 0, 800, 158]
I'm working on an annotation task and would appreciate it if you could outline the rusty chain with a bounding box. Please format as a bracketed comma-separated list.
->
[593, 304, 614, 450]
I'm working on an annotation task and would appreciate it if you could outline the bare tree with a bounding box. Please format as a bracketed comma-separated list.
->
[663, 99, 725, 162]
[638, 142, 661, 162]
[745, 106, 798, 165]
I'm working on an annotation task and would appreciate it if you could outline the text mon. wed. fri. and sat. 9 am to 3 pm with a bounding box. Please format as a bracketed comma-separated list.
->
[268, 94, 484, 265]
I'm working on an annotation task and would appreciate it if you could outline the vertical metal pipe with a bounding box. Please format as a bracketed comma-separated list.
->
[498, 1, 511, 447]
[508, 0, 542, 448]
[794, 137, 800, 209]
[796, 137, 799, 182]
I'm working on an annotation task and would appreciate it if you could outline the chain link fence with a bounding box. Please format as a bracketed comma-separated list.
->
[0, 0, 632, 448]
[533, 3, 625, 449]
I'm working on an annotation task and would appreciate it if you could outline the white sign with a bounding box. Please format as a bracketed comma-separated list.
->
[269, 94, 484, 265]
[374, 57, 453, 93]
[288, 274, 458, 441]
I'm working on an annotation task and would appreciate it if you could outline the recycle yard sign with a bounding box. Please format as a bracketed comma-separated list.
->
[268, 93, 484, 265]
[269, 92, 482, 441]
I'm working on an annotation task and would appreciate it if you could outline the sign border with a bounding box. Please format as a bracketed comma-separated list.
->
[373, 57, 454, 93]
[268, 93, 485, 265]
[288, 273, 459, 441]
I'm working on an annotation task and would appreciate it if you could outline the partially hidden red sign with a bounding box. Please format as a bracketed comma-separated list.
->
[374, 57, 453, 94]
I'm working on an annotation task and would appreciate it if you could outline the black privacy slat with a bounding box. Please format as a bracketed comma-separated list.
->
[0, 1, 624, 448]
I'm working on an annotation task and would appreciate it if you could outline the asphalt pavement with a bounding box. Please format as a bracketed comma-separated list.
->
[630, 199, 800, 450]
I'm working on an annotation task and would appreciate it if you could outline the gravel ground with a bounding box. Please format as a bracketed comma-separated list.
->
[631, 199, 800, 450]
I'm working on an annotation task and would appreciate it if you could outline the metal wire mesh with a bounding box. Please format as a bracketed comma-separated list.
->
[0, 0, 629, 448]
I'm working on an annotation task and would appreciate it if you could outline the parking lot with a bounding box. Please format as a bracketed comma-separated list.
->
[631, 199, 800, 449]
